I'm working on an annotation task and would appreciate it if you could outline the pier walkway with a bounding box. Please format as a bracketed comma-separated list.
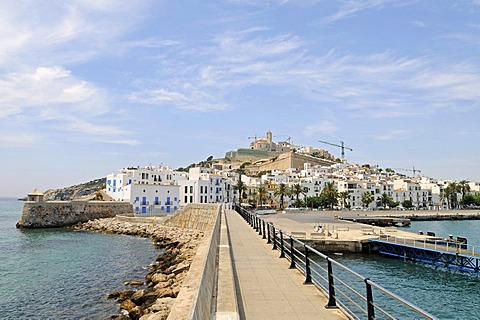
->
[224, 209, 346, 320]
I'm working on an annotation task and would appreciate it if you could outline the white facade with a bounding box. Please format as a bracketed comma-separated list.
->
[178, 167, 234, 207]
[106, 166, 187, 215]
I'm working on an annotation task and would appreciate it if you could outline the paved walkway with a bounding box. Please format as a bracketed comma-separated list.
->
[225, 209, 346, 320]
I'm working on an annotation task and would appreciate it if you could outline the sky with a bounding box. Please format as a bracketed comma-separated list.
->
[2, 0, 480, 197]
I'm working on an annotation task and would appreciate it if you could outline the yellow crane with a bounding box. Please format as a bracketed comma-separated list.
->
[318, 140, 353, 159]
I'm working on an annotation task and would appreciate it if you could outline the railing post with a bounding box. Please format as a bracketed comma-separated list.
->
[280, 230, 285, 258]
[267, 222, 271, 243]
[262, 220, 266, 239]
[272, 226, 277, 250]
[304, 245, 312, 284]
[258, 217, 263, 235]
[365, 279, 375, 320]
[289, 236, 295, 269]
[325, 258, 337, 308]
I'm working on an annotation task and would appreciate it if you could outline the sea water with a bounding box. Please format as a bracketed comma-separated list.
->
[335, 219, 480, 319]
[0, 198, 159, 319]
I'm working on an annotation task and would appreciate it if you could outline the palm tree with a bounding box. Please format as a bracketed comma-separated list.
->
[445, 182, 459, 209]
[361, 191, 374, 209]
[274, 183, 289, 209]
[291, 183, 306, 207]
[233, 178, 247, 204]
[379, 193, 392, 209]
[256, 186, 268, 207]
[320, 182, 338, 209]
[458, 180, 471, 206]
[338, 191, 350, 209]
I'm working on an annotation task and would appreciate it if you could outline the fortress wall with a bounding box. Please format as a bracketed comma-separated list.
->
[163, 203, 221, 232]
[166, 203, 222, 320]
[16, 200, 132, 228]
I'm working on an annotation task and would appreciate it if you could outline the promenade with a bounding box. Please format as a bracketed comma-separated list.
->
[225, 209, 346, 320]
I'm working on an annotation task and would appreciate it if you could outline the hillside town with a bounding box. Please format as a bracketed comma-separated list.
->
[105, 131, 480, 215]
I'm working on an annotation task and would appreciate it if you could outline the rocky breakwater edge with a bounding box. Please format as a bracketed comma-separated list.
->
[74, 218, 204, 320]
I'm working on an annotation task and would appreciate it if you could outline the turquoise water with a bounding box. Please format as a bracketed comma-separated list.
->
[0, 198, 159, 319]
[334, 220, 480, 319]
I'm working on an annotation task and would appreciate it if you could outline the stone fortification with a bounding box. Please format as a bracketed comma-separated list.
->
[166, 204, 221, 320]
[16, 200, 132, 228]
[73, 203, 222, 320]
[163, 203, 220, 232]
[74, 217, 204, 320]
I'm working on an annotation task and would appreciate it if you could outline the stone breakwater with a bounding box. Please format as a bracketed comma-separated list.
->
[74, 217, 204, 320]
[17, 200, 132, 228]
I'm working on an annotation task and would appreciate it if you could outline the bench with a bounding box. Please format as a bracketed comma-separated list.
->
[337, 227, 349, 231]
[385, 227, 397, 232]
[310, 232, 324, 239]
[361, 227, 374, 235]
[291, 231, 307, 239]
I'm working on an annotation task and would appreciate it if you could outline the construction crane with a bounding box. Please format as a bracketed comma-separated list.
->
[248, 135, 258, 140]
[318, 140, 353, 159]
[274, 135, 291, 143]
[391, 167, 421, 176]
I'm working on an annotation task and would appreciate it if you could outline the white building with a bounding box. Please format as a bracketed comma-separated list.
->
[178, 167, 234, 206]
[106, 166, 187, 215]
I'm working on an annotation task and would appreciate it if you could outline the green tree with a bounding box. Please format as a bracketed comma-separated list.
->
[274, 183, 290, 209]
[338, 191, 350, 209]
[361, 191, 374, 209]
[462, 193, 476, 207]
[445, 182, 459, 209]
[439, 190, 448, 208]
[402, 199, 414, 209]
[291, 183, 306, 207]
[319, 182, 338, 209]
[305, 196, 322, 209]
[378, 193, 393, 209]
[233, 179, 247, 204]
[256, 186, 268, 207]
[458, 180, 471, 206]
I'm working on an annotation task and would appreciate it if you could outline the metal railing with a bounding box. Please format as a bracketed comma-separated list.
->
[379, 234, 478, 256]
[235, 205, 438, 320]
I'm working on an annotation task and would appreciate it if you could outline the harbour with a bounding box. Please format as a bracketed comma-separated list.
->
[254, 209, 480, 319]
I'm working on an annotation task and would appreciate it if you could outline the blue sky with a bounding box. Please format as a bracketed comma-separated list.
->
[2, 0, 480, 197]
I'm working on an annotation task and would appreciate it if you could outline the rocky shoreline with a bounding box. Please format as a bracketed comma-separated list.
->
[73, 218, 204, 320]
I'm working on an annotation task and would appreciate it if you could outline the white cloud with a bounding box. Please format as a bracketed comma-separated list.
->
[128, 88, 228, 112]
[377, 130, 413, 141]
[128, 26, 480, 119]
[411, 20, 427, 28]
[0, 66, 137, 145]
[321, 0, 398, 24]
[303, 121, 337, 136]
[0, 133, 40, 147]
[0, 1, 152, 67]
[0, 66, 105, 118]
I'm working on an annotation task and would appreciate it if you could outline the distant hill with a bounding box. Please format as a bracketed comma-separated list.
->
[43, 178, 106, 201]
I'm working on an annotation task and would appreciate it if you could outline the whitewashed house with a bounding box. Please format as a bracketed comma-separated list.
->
[106, 166, 187, 215]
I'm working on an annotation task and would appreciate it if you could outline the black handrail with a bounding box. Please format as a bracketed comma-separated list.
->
[234, 205, 438, 320]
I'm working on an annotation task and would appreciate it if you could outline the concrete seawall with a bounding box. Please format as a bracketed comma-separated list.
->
[166, 203, 223, 320]
[16, 200, 133, 228]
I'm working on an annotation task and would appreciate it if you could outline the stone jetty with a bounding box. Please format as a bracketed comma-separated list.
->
[74, 217, 204, 320]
